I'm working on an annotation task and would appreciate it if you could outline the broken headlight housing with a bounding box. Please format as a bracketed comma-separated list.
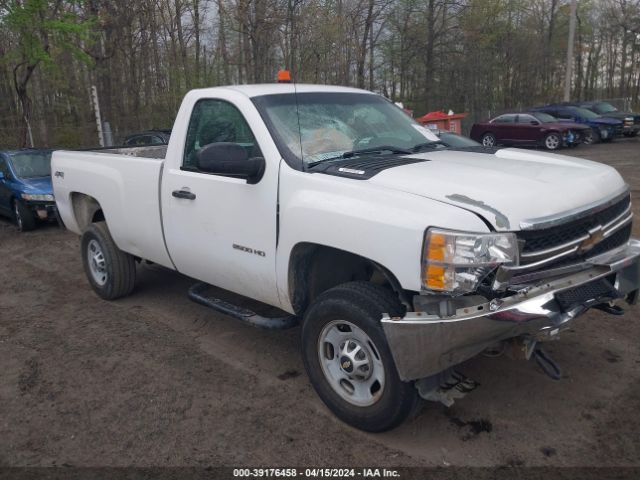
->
[422, 228, 518, 294]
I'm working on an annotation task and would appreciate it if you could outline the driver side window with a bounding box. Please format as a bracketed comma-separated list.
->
[183, 99, 262, 171]
[0, 158, 11, 179]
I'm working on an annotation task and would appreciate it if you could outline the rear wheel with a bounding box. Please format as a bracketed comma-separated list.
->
[544, 132, 562, 150]
[481, 133, 496, 147]
[81, 221, 136, 300]
[301, 282, 419, 432]
[13, 199, 36, 232]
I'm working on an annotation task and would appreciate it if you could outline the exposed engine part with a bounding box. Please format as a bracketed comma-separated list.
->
[415, 370, 479, 407]
[594, 301, 625, 316]
[482, 342, 507, 357]
[504, 337, 538, 361]
[532, 346, 562, 380]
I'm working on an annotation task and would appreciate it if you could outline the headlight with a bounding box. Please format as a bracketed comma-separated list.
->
[21, 193, 54, 202]
[422, 228, 518, 294]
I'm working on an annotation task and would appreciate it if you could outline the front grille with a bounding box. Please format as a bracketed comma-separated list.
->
[520, 194, 630, 254]
[515, 193, 632, 274]
[555, 278, 615, 310]
[545, 224, 632, 270]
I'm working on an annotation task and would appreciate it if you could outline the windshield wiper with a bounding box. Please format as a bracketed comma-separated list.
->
[411, 141, 447, 152]
[306, 145, 413, 169]
[341, 145, 412, 159]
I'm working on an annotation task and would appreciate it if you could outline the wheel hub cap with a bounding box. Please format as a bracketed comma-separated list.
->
[338, 339, 372, 380]
[317, 320, 385, 407]
[87, 239, 108, 286]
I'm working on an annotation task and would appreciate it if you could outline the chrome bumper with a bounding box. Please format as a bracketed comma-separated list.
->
[382, 239, 640, 381]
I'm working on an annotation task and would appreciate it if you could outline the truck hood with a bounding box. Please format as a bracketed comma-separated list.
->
[17, 176, 53, 195]
[367, 148, 626, 231]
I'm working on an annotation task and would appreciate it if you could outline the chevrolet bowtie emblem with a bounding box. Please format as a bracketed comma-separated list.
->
[578, 225, 604, 253]
[342, 360, 351, 369]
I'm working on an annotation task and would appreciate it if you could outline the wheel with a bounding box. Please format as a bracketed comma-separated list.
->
[301, 281, 419, 432]
[481, 133, 496, 147]
[81, 221, 136, 300]
[544, 132, 562, 150]
[583, 129, 600, 145]
[13, 199, 36, 232]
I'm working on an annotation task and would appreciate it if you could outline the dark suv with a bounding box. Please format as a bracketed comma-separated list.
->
[575, 101, 640, 137]
[530, 105, 623, 143]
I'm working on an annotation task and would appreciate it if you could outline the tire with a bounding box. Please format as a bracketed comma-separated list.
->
[584, 129, 600, 145]
[81, 221, 136, 300]
[544, 132, 562, 150]
[301, 281, 419, 432]
[481, 133, 496, 147]
[13, 199, 36, 232]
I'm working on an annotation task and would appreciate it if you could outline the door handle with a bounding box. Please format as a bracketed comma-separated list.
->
[172, 189, 196, 200]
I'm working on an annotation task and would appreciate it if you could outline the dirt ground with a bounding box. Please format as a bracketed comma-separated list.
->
[1, 137, 639, 469]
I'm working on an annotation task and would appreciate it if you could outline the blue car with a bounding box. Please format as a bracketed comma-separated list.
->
[0, 149, 56, 231]
[530, 105, 623, 144]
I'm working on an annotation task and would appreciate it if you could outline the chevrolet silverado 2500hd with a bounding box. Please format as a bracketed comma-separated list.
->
[52, 84, 640, 432]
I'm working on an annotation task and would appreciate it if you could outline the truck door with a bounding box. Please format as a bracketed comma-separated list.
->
[160, 97, 281, 307]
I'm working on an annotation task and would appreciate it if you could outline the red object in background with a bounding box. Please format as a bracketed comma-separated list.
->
[277, 70, 292, 83]
[416, 111, 468, 133]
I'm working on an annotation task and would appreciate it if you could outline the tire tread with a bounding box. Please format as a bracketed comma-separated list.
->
[82, 221, 136, 300]
[302, 281, 418, 432]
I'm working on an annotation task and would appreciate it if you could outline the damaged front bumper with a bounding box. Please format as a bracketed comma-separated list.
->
[382, 239, 640, 381]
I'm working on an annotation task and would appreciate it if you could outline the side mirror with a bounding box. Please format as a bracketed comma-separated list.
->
[196, 142, 265, 185]
[530, 120, 540, 125]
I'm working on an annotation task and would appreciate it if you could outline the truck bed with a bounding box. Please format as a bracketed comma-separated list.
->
[52, 149, 174, 269]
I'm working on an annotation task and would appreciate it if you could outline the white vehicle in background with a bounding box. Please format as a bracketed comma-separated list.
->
[52, 84, 640, 432]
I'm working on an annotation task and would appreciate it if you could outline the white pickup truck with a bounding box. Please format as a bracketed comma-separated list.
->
[52, 84, 640, 432]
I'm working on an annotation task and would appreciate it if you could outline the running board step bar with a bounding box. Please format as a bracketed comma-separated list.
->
[188, 282, 299, 330]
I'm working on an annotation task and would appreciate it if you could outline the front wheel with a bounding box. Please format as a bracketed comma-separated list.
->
[301, 282, 419, 432]
[584, 129, 600, 145]
[481, 133, 496, 147]
[81, 221, 136, 300]
[544, 132, 562, 150]
[14, 199, 36, 232]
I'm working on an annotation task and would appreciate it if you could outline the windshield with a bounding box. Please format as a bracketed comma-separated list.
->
[9, 151, 52, 178]
[572, 107, 599, 119]
[531, 112, 557, 123]
[592, 102, 618, 114]
[252, 92, 440, 166]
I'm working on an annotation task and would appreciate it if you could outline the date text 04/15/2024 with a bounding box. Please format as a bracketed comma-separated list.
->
[232, 468, 401, 478]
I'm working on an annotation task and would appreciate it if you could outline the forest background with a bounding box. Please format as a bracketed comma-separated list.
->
[1, 0, 639, 148]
